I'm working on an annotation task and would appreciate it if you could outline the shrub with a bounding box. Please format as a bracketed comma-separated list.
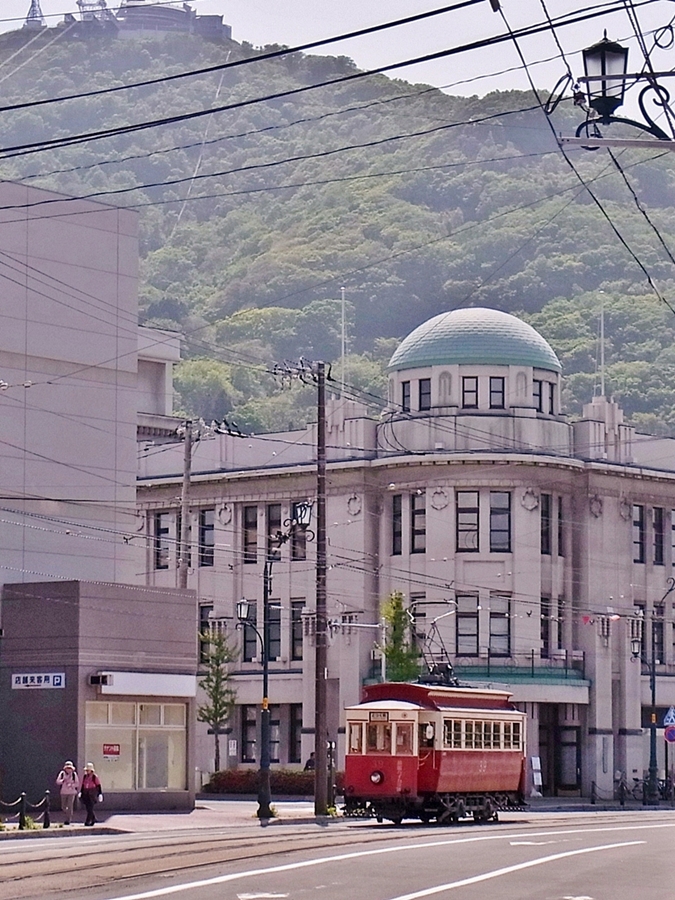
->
[204, 768, 344, 795]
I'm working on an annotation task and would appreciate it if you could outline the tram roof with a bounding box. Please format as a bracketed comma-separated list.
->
[360, 681, 515, 711]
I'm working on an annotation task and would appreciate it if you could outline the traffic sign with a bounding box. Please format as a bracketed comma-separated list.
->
[664, 706, 675, 726]
[664, 725, 675, 744]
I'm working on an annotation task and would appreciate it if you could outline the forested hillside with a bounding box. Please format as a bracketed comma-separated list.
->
[3, 27, 675, 432]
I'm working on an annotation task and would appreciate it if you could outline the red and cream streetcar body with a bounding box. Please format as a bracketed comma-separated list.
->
[343, 681, 527, 824]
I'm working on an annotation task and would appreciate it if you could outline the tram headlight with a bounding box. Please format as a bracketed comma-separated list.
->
[370, 770, 384, 784]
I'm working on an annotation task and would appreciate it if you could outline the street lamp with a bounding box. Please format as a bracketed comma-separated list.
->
[236, 501, 313, 821]
[630, 577, 675, 806]
[582, 33, 628, 122]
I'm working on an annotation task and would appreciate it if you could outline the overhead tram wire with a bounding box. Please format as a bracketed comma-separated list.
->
[0, 1, 657, 162]
[0, 0, 632, 117]
[0, 107, 543, 209]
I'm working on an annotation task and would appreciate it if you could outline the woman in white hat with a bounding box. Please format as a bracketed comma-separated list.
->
[55, 761, 80, 825]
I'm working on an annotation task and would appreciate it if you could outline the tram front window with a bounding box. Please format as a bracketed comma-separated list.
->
[395, 722, 414, 755]
[366, 722, 392, 754]
[348, 722, 363, 753]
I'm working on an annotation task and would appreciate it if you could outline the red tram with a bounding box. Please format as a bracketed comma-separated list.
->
[343, 681, 527, 824]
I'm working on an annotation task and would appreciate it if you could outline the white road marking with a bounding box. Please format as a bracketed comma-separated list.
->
[562, 896, 595, 899]
[237, 894, 289, 899]
[385, 842, 643, 900]
[510, 840, 560, 846]
[101, 823, 675, 900]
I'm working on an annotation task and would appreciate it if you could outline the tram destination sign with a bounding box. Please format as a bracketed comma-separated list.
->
[12, 672, 65, 689]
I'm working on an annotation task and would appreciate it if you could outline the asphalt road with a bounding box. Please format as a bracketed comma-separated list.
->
[4, 811, 675, 900]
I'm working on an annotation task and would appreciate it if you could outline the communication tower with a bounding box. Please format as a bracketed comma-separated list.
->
[24, 0, 46, 30]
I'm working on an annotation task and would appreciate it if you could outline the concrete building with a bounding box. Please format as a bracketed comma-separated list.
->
[0, 182, 195, 809]
[138, 307, 675, 798]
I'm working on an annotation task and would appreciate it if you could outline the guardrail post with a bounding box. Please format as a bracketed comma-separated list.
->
[43, 790, 50, 828]
[18, 792, 26, 830]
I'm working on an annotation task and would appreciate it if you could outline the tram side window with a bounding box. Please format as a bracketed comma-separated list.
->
[443, 720, 462, 749]
[366, 722, 392, 754]
[395, 722, 414, 755]
[503, 721, 522, 749]
[349, 722, 363, 754]
[485, 722, 501, 748]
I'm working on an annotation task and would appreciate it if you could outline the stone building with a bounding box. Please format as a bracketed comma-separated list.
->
[138, 307, 675, 797]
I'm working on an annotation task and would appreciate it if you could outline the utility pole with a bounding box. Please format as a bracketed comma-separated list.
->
[177, 419, 193, 590]
[314, 361, 328, 816]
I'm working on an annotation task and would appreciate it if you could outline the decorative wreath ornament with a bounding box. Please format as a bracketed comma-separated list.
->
[521, 488, 539, 511]
[347, 494, 362, 517]
[430, 489, 448, 510]
[589, 494, 603, 518]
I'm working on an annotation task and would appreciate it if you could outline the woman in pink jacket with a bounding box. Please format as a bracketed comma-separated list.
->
[80, 762, 103, 826]
[55, 761, 80, 825]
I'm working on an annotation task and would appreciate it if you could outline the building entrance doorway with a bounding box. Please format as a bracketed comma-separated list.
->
[539, 704, 581, 795]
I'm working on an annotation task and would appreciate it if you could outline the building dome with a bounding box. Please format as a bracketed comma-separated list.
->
[388, 307, 561, 373]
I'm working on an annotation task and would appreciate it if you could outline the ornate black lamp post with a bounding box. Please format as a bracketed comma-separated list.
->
[574, 32, 672, 142]
[236, 500, 313, 820]
[630, 577, 675, 806]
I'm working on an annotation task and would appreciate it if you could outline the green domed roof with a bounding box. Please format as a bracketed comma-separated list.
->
[388, 308, 561, 373]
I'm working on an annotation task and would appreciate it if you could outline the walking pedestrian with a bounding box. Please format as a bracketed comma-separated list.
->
[79, 762, 103, 826]
[55, 761, 80, 825]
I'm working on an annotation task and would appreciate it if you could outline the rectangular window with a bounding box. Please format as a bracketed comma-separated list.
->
[456, 593, 479, 656]
[176, 512, 192, 569]
[457, 491, 479, 552]
[267, 503, 282, 560]
[409, 593, 426, 652]
[548, 382, 556, 415]
[489, 593, 510, 657]
[489, 492, 511, 553]
[291, 600, 305, 661]
[392, 494, 403, 555]
[153, 512, 170, 570]
[401, 381, 411, 412]
[269, 704, 281, 764]
[243, 603, 257, 662]
[541, 493, 552, 555]
[558, 597, 565, 650]
[198, 508, 215, 567]
[243, 506, 258, 564]
[541, 597, 551, 659]
[348, 722, 363, 754]
[411, 491, 426, 553]
[533, 379, 543, 412]
[654, 507, 665, 566]
[489, 376, 505, 409]
[198, 604, 213, 665]
[85, 701, 187, 791]
[418, 378, 431, 411]
[289, 704, 303, 764]
[654, 607, 665, 665]
[366, 722, 392, 754]
[241, 705, 257, 763]
[462, 376, 478, 409]
[267, 603, 281, 661]
[558, 497, 565, 557]
[291, 502, 307, 560]
[633, 504, 646, 563]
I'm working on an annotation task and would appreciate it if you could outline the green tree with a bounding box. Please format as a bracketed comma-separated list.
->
[380, 591, 420, 682]
[197, 629, 237, 774]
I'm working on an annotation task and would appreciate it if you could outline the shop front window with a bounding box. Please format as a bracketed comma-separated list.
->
[85, 701, 187, 791]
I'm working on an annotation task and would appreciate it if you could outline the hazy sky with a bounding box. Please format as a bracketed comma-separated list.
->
[0, 1, 672, 99]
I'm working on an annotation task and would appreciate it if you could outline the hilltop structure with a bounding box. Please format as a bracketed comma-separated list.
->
[138, 307, 675, 799]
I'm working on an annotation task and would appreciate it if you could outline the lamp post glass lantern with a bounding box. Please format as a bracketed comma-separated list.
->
[582, 33, 628, 121]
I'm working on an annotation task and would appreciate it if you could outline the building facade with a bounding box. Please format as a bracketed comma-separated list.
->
[138, 307, 675, 798]
[0, 182, 195, 808]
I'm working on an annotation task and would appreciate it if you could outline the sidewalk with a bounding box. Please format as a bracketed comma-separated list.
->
[1, 794, 671, 840]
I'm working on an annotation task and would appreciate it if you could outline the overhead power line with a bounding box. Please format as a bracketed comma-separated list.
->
[0, 0, 656, 160]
